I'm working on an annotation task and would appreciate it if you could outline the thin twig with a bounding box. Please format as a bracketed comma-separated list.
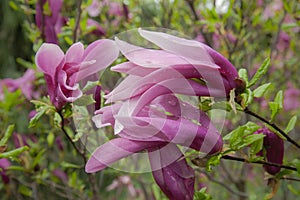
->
[222, 155, 297, 171]
[73, 0, 83, 43]
[58, 111, 86, 163]
[281, 177, 300, 182]
[244, 108, 300, 150]
[58, 111, 100, 200]
[201, 171, 249, 198]
[38, 0, 45, 41]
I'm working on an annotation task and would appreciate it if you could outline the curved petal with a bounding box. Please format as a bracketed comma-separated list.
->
[117, 115, 223, 154]
[76, 39, 119, 81]
[65, 42, 84, 63]
[138, 29, 217, 68]
[85, 138, 161, 173]
[35, 43, 65, 77]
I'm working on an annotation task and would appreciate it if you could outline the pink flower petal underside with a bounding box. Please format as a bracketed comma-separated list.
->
[85, 138, 162, 173]
[138, 29, 217, 68]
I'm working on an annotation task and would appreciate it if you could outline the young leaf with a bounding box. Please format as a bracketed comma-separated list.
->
[248, 57, 270, 87]
[74, 94, 96, 106]
[229, 89, 237, 113]
[82, 81, 100, 93]
[269, 90, 283, 122]
[274, 90, 283, 110]
[0, 146, 29, 158]
[269, 102, 279, 122]
[238, 68, 249, 85]
[0, 124, 15, 146]
[253, 83, 271, 98]
[284, 115, 297, 134]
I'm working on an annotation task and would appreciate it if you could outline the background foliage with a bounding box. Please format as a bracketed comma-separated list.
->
[0, 0, 299, 199]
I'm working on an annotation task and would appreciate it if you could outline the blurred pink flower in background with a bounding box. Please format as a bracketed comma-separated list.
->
[0, 69, 37, 100]
[87, 19, 106, 36]
[0, 158, 11, 184]
[87, 0, 102, 17]
[36, 0, 65, 44]
[284, 83, 300, 111]
[106, 175, 139, 197]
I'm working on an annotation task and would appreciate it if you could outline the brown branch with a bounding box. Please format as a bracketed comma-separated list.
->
[58, 110, 100, 200]
[221, 155, 297, 171]
[201, 171, 249, 198]
[38, 0, 46, 41]
[73, 0, 83, 43]
[244, 108, 300, 150]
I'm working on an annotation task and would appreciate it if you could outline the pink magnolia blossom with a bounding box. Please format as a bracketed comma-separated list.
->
[0, 69, 37, 100]
[255, 128, 284, 175]
[35, 40, 119, 110]
[86, 30, 238, 199]
[36, 0, 65, 44]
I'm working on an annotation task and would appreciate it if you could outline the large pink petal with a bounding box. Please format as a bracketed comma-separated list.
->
[117, 115, 223, 154]
[76, 39, 119, 81]
[138, 29, 217, 68]
[35, 43, 65, 77]
[85, 138, 162, 173]
[65, 42, 84, 63]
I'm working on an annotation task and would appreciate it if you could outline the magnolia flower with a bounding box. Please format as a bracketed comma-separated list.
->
[86, 29, 239, 199]
[35, 40, 119, 110]
[36, 0, 65, 44]
[255, 128, 284, 175]
[0, 69, 37, 100]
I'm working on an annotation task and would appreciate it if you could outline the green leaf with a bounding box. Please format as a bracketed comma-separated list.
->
[248, 57, 270, 87]
[0, 146, 29, 158]
[253, 83, 271, 98]
[82, 81, 100, 93]
[194, 187, 212, 200]
[74, 94, 96, 106]
[29, 108, 47, 128]
[249, 136, 264, 155]
[47, 132, 55, 147]
[269, 102, 279, 122]
[9, 1, 18, 11]
[245, 89, 254, 106]
[0, 124, 15, 146]
[206, 153, 222, 172]
[284, 116, 297, 134]
[19, 185, 32, 197]
[268, 91, 283, 122]
[229, 89, 237, 113]
[274, 90, 283, 110]
[224, 122, 260, 150]
[61, 161, 82, 169]
[32, 149, 46, 168]
[29, 99, 55, 128]
[238, 68, 249, 85]
[240, 134, 265, 149]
